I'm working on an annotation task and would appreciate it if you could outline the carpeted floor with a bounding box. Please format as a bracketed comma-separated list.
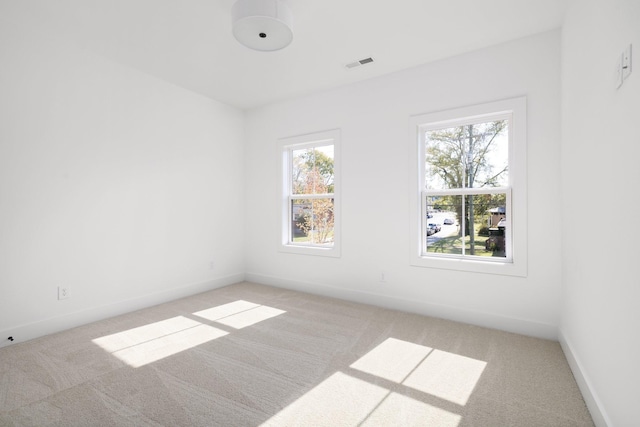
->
[0, 282, 593, 426]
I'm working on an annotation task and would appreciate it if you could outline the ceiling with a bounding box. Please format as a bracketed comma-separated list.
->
[24, 0, 567, 110]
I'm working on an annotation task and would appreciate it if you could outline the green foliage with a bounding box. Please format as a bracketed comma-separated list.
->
[425, 121, 508, 190]
[293, 148, 334, 194]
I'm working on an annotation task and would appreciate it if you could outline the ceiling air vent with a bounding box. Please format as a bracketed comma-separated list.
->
[345, 57, 374, 69]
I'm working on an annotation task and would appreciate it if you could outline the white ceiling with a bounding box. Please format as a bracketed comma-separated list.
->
[28, 0, 567, 110]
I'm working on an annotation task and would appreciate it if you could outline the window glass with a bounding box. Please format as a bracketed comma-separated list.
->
[425, 121, 508, 190]
[291, 198, 334, 245]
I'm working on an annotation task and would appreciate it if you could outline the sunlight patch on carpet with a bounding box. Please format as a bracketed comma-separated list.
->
[92, 316, 228, 368]
[193, 300, 260, 321]
[361, 392, 461, 426]
[93, 300, 287, 368]
[262, 370, 462, 427]
[350, 337, 433, 382]
[403, 349, 487, 405]
[193, 300, 286, 329]
[351, 337, 486, 406]
[262, 372, 389, 426]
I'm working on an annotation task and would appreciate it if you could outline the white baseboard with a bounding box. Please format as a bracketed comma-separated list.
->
[245, 272, 557, 340]
[558, 330, 611, 427]
[0, 273, 244, 349]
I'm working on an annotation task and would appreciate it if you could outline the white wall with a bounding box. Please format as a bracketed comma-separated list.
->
[560, 1, 640, 425]
[245, 31, 562, 339]
[0, 4, 245, 346]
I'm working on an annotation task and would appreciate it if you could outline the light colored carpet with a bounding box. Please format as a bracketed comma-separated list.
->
[0, 281, 593, 426]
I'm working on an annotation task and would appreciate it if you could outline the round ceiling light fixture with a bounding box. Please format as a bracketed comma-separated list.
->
[231, 0, 293, 52]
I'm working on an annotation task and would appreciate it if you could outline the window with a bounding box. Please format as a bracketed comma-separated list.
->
[409, 98, 527, 276]
[278, 130, 340, 257]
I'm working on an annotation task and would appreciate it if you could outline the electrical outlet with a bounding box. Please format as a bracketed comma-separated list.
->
[58, 286, 69, 300]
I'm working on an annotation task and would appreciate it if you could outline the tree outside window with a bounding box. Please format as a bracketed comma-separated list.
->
[424, 120, 510, 258]
[290, 146, 335, 245]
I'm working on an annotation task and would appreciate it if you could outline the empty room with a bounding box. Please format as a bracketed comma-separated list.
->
[0, 0, 638, 426]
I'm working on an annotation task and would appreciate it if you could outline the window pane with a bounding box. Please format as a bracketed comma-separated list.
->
[291, 145, 335, 195]
[425, 195, 462, 255]
[291, 198, 334, 246]
[425, 121, 508, 190]
[464, 194, 506, 257]
[463, 194, 507, 258]
[291, 148, 308, 195]
[426, 193, 507, 258]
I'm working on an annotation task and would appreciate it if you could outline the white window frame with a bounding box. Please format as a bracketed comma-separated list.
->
[409, 97, 527, 276]
[278, 129, 341, 257]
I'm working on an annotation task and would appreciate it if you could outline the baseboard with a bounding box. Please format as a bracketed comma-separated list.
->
[245, 272, 557, 340]
[0, 273, 244, 349]
[558, 330, 611, 427]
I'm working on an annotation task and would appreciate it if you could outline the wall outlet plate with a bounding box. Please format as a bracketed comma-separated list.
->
[616, 53, 623, 89]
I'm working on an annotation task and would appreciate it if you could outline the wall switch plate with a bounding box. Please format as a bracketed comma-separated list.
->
[58, 286, 69, 300]
[622, 44, 632, 80]
[616, 53, 624, 89]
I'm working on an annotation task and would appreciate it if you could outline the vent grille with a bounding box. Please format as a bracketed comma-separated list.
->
[345, 57, 374, 69]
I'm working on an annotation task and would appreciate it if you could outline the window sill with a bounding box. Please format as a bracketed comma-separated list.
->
[279, 244, 341, 258]
[410, 254, 527, 277]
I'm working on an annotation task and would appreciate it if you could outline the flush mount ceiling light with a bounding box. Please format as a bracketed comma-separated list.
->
[232, 0, 293, 52]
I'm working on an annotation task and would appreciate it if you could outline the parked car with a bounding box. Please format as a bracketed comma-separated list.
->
[426, 226, 435, 236]
[427, 223, 438, 234]
[428, 223, 441, 232]
[443, 218, 454, 225]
